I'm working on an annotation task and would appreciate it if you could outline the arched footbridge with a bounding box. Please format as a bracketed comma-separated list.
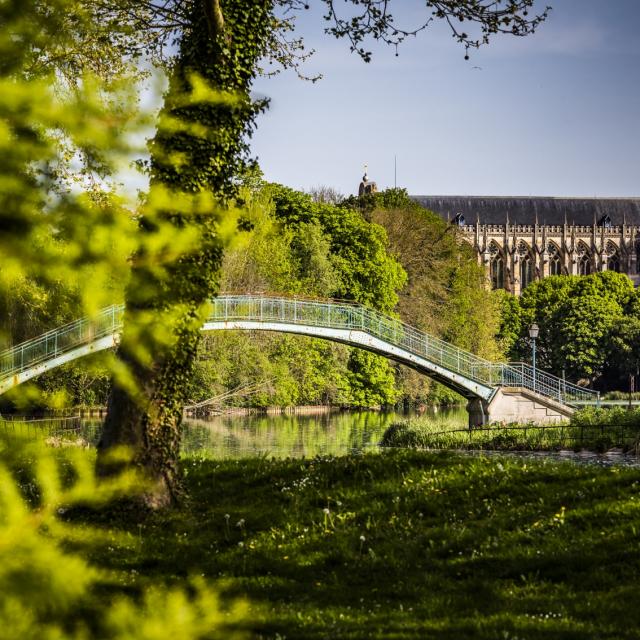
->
[0, 295, 597, 425]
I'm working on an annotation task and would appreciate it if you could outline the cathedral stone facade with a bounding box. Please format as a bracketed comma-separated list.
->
[413, 196, 640, 295]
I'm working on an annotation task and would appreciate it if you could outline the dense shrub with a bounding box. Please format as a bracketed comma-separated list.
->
[0, 439, 248, 639]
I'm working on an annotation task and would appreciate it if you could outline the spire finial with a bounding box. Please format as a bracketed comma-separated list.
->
[363, 163, 368, 182]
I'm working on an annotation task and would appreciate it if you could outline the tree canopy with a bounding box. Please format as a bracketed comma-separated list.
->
[500, 272, 640, 387]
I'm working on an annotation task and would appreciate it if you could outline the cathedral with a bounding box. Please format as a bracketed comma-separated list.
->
[413, 196, 640, 295]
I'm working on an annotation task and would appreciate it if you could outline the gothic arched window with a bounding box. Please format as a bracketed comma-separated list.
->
[489, 242, 504, 290]
[518, 241, 533, 290]
[548, 242, 562, 276]
[606, 241, 620, 272]
[577, 242, 592, 276]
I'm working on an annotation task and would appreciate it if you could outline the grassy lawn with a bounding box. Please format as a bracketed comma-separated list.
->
[381, 416, 640, 453]
[72, 450, 640, 639]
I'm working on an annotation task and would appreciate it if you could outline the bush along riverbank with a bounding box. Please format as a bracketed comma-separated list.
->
[7, 442, 640, 639]
[381, 407, 640, 453]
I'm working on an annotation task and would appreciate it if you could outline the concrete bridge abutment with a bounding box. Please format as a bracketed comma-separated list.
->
[467, 387, 574, 427]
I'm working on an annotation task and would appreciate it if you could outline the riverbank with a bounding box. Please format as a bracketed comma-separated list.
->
[382, 409, 640, 455]
[14, 448, 637, 638]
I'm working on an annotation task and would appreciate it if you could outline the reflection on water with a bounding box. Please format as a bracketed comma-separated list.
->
[182, 408, 467, 459]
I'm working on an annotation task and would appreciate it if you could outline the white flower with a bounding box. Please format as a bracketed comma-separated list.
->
[236, 518, 245, 527]
[360, 535, 366, 542]
[323, 508, 330, 515]
[238, 541, 244, 548]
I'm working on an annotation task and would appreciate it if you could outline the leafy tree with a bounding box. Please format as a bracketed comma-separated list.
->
[269, 185, 407, 312]
[195, 183, 403, 409]
[0, 0, 140, 412]
[503, 272, 635, 384]
[96, 1, 276, 506]
[495, 289, 522, 355]
[603, 316, 640, 390]
[369, 189, 502, 405]
[3, 0, 550, 505]
[556, 293, 623, 383]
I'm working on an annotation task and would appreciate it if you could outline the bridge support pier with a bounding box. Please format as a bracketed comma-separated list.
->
[466, 398, 490, 427]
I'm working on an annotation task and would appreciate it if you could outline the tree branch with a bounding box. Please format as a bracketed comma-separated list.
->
[202, 0, 226, 41]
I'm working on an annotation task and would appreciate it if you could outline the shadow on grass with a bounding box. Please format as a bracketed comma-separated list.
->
[77, 450, 640, 639]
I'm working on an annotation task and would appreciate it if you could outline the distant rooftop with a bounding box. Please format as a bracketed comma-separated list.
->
[411, 196, 640, 226]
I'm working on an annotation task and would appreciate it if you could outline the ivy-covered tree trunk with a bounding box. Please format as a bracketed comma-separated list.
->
[97, 0, 274, 507]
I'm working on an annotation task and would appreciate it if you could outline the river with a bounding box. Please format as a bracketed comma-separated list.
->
[181, 407, 467, 458]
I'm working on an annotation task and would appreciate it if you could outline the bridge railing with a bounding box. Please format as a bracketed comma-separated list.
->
[493, 362, 596, 405]
[209, 296, 597, 406]
[0, 295, 597, 407]
[0, 304, 124, 381]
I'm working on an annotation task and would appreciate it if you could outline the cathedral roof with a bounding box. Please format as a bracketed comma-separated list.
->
[411, 196, 640, 226]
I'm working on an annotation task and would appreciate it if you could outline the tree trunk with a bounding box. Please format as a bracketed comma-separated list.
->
[97, 0, 274, 507]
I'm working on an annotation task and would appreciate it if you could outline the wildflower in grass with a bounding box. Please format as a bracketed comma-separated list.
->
[553, 506, 566, 525]
[359, 535, 366, 554]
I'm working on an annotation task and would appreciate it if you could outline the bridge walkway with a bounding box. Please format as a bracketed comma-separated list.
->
[0, 295, 597, 424]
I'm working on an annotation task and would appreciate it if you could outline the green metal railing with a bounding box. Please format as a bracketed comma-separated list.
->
[0, 304, 125, 386]
[0, 295, 597, 406]
[208, 296, 597, 406]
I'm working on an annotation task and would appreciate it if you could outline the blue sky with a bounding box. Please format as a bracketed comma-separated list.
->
[250, 0, 640, 198]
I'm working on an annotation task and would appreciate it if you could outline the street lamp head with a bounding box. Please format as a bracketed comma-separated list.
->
[529, 323, 539, 339]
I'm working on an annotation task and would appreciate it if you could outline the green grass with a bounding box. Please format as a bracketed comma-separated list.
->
[67, 450, 640, 639]
[381, 415, 640, 453]
[601, 391, 640, 401]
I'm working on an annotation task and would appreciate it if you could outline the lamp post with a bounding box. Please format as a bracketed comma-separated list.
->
[529, 323, 539, 393]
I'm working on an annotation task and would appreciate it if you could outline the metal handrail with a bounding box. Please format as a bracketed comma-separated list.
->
[0, 304, 125, 379]
[0, 295, 597, 406]
[208, 296, 597, 405]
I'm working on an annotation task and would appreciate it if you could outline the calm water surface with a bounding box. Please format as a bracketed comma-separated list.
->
[182, 407, 466, 458]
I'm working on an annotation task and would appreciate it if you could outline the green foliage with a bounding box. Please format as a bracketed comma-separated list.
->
[187, 183, 406, 409]
[220, 186, 343, 298]
[504, 271, 638, 385]
[0, 439, 248, 638]
[570, 406, 640, 429]
[344, 350, 399, 408]
[0, 0, 142, 415]
[495, 289, 522, 355]
[381, 415, 640, 453]
[369, 189, 502, 405]
[190, 332, 353, 407]
[604, 315, 640, 388]
[269, 184, 407, 312]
